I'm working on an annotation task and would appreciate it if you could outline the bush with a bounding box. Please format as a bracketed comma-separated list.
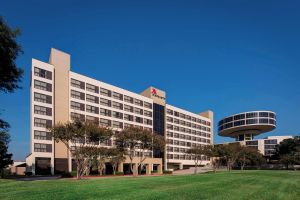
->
[115, 171, 124, 175]
[70, 171, 77, 177]
[163, 170, 173, 174]
[151, 170, 158, 174]
[60, 172, 73, 178]
[24, 171, 32, 176]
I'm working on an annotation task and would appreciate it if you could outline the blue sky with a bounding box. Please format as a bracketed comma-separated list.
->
[1, 0, 300, 160]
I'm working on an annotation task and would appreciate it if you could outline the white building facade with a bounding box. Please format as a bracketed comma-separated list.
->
[26, 48, 213, 175]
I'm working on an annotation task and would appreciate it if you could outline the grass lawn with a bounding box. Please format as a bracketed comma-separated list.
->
[1, 170, 300, 200]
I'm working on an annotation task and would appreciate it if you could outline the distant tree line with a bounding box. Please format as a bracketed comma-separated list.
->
[187, 136, 300, 174]
[187, 143, 265, 174]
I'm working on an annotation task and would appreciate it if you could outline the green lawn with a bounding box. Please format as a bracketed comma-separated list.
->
[1, 170, 300, 200]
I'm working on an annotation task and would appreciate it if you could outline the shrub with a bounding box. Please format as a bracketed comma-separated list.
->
[24, 171, 32, 176]
[70, 171, 77, 177]
[151, 170, 158, 174]
[60, 172, 73, 178]
[163, 170, 172, 174]
[115, 171, 124, 175]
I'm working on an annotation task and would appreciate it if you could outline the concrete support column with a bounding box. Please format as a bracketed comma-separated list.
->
[146, 164, 151, 175]
[133, 163, 138, 175]
[51, 157, 55, 175]
[68, 156, 72, 173]
[157, 164, 163, 174]
[32, 158, 36, 175]
[179, 163, 183, 170]
[118, 162, 123, 172]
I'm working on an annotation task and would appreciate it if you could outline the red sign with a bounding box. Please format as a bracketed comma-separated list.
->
[151, 88, 157, 95]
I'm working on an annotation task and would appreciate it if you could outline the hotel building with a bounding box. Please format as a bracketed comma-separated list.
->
[26, 48, 213, 175]
[217, 111, 292, 156]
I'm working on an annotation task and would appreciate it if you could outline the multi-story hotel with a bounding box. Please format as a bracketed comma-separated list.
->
[26, 48, 213, 175]
[217, 111, 292, 156]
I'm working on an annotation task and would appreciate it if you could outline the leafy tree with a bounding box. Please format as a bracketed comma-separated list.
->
[276, 136, 300, 169]
[50, 120, 113, 179]
[0, 131, 13, 178]
[205, 145, 222, 173]
[217, 143, 242, 171]
[0, 16, 23, 93]
[108, 148, 126, 175]
[96, 147, 110, 176]
[115, 127, 165, 175]
[0, 17, 23, 176]
[237, 146, 264, 170]
[186, 145, 210, 174]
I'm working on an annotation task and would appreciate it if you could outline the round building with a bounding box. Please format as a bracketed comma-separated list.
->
[218, 111, 276, 141]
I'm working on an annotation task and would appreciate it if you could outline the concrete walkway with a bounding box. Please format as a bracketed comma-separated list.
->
[173, 166, 213, 175]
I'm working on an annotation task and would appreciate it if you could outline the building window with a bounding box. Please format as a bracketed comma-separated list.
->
[167, 154, 173, 159]
[71, 90, 85, 100]
[246, 119, 258, 124]
[144, 110, 152, 117]
[86, 83, 99, 93]
[113, 92, 123, 101]
[144, 102, 152, 109]
[70, 112, 85, 121]
[34, 105, 52, 116]
[86, 94, 99, 104]
[112, 121, 123, 129]
[34, 80, 52, 92]
[265, 139, 277, 145]
[144, 118, 152, 125]
[100, 88, 111, 97]
[134, 99, 143, 107]
[112, 111, 123, 119]
[124, 95, 133, 104]
[259, 112, 269, 117]
[153, 103, 165, 136]
[135, 116, 143, 124]
[269, 113, 275, 119]
[124, 114, 134, 121]
[86, 115, 99, 124]
[34, 67, 52, 80]
[124, 104, 133, 113]
[34, 93, 52, 104]
[70, 101, 85, 111]
[34, 130, 52, 140]
[34, 143, 52, 152]
[246, 112, 258, 118]
[167, 109, 173, 115]
[100, 108, 111, 117]
[100, 118, 111, 127]
[86, 105, 99, 114]
[134, 107, 143, 115]
[71, 78, 85, 90]
[112, 101, 123, 110]
[34, 118, 52, 128]
[259, 118, 269, 124]
[100, 98, 111, 107]
[246, 141, 258, 145]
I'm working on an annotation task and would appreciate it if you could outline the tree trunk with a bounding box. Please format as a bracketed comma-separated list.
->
[76, 159, 81, 180]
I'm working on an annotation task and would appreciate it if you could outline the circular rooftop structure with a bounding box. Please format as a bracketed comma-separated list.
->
[218, 111, 276, 141]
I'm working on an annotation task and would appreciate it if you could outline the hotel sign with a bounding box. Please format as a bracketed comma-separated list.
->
[151, 88, 166, 100]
